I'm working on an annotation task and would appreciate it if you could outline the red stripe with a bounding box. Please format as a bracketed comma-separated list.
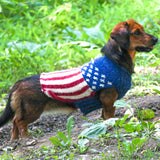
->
[52, 85, 90, 96]
[41, 68, 78, 77]
[47, 90, 95, 102]
[41, 78, 84, 89]
[40, 71, 81, 81]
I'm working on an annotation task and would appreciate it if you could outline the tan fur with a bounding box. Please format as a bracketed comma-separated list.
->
[100, 87, 118, 119]
[11, 91, 22, 119]
[44, 101, 77, 114]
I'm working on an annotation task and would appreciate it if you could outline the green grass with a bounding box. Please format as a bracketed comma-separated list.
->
[0, 0, 160, 94]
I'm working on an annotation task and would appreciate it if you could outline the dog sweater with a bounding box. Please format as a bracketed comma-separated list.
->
[40, 56, 132, 115]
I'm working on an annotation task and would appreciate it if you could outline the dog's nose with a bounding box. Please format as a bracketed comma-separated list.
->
[152, 37, 158, 44]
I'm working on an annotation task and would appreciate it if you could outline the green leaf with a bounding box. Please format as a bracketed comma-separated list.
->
[116, 114, 129, 128]
[124, 123, 142, 133]
[132, 138, 147, 149]
[57, 131, 68, 144]
[104, 118, 119, 126]
[64, 27, 82, 39]
[79, 118, 118, 138]
[82, 122, 94, 127]
[78, 139, 89, 153]
[49, 137, 61, 146]
[114, 100, 131, 108]
[149, 59, 160, 67]
[78, 138, 89, 147]
[153, 89, 160, 94]
[79, 124, 106, 138]
[124, 123, 137, 133]
[83, 21, 105, 42]
[66, 116, 74, 139]
[139, 109, 155, 120]
[41, 145, 49, 150]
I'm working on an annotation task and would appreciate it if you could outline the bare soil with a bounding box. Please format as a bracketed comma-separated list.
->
[0, 95, 160, 159]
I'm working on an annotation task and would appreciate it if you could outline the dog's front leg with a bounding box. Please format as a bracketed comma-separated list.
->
[100, 87, 118, 120]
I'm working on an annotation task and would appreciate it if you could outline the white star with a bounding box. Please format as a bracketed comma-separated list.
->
[90, 64, 93, 68]
[100, 79, 105, 83]
[91, 59, 94, 63]
[92, 86, 96, 89]
[87, 73, 91, 77]
[89, 69, 92, 73]
[83, 66, 87, 70]
[86, 79, 90, 82]
[93, 81, 97, 85]
[82, 71, 85, 74]
[100, 84, 105, 87]
[93, 76, 98, 80]
[95, 67, 99, 71]
[94, 72, 99, 76]
[107, 81, 112, 85]
[101, 74, 106, 78]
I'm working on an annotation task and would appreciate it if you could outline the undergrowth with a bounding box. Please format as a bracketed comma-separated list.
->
[1, 100, 160, 159]
[0, 0, 160, 159]
[0, 0, 160, 94]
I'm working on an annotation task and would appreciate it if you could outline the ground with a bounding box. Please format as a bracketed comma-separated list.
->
[0, 95, 160, 159]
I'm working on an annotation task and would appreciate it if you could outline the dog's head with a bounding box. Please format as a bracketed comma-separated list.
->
[110, 19, 158, 52]
[101, 19, 158, 73]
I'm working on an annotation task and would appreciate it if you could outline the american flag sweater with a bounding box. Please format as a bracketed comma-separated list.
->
[40, 56, 132, 115]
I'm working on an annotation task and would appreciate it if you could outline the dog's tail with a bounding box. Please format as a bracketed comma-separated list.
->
[0, 93, 15, 127]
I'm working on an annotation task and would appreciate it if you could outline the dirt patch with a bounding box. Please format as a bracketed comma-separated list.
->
[0, 95, 160, 159]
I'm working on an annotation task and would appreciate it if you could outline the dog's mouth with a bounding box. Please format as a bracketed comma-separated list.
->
[135, 37, 158, 52]
[135, 45, 154, 52]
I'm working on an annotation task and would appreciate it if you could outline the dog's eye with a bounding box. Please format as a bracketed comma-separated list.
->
[134, 29, 141, 35]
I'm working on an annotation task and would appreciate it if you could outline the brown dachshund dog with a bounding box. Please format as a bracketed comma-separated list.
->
[0, 19, 158, 140]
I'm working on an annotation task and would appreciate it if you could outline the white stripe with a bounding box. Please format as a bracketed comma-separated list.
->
[41, 68, 80, 79]
[58, 88, 93, 100]
[44, 91, 52, 98]
[43, 80, 88, 93]
[41, 72, 83, 85]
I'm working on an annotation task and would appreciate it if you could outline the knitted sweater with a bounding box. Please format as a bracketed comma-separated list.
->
[40, 56, 132, 115]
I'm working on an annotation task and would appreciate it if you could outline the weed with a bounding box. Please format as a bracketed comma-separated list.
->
[49, 116, 74, 150]
[114, 102, 160, 159]
[77, 100, 160, 159]
[28, 128, 44, 138]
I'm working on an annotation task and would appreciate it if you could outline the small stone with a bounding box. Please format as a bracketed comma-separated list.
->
[3, 146, 14, 151]
[26, 139, 37, 146]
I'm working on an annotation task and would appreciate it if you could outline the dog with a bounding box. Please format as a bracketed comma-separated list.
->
[0, 19, 158, 140]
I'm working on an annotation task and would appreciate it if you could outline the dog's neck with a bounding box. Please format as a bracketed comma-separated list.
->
[101, 38, 134, 74]
[127, 48, 136, 63]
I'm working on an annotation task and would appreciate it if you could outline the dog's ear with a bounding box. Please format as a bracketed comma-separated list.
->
[110, 22, 130, 49]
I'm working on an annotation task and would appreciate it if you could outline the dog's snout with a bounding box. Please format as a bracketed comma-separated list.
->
[152, 36, 158, 44]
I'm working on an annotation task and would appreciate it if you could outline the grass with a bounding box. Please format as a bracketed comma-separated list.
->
[0, 0, 160, 94]
[0, 0, 160, 159]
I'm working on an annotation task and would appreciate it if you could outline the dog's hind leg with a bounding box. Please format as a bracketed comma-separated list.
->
[11, 100, 77, 139]
[11, 100, 45, 140]
[11, 117, 20, 140]
[9, 75, 77, 140]
[10, 106, 44, 140]
[100, 87, 118, 119]
[9, 76, 46, 140]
